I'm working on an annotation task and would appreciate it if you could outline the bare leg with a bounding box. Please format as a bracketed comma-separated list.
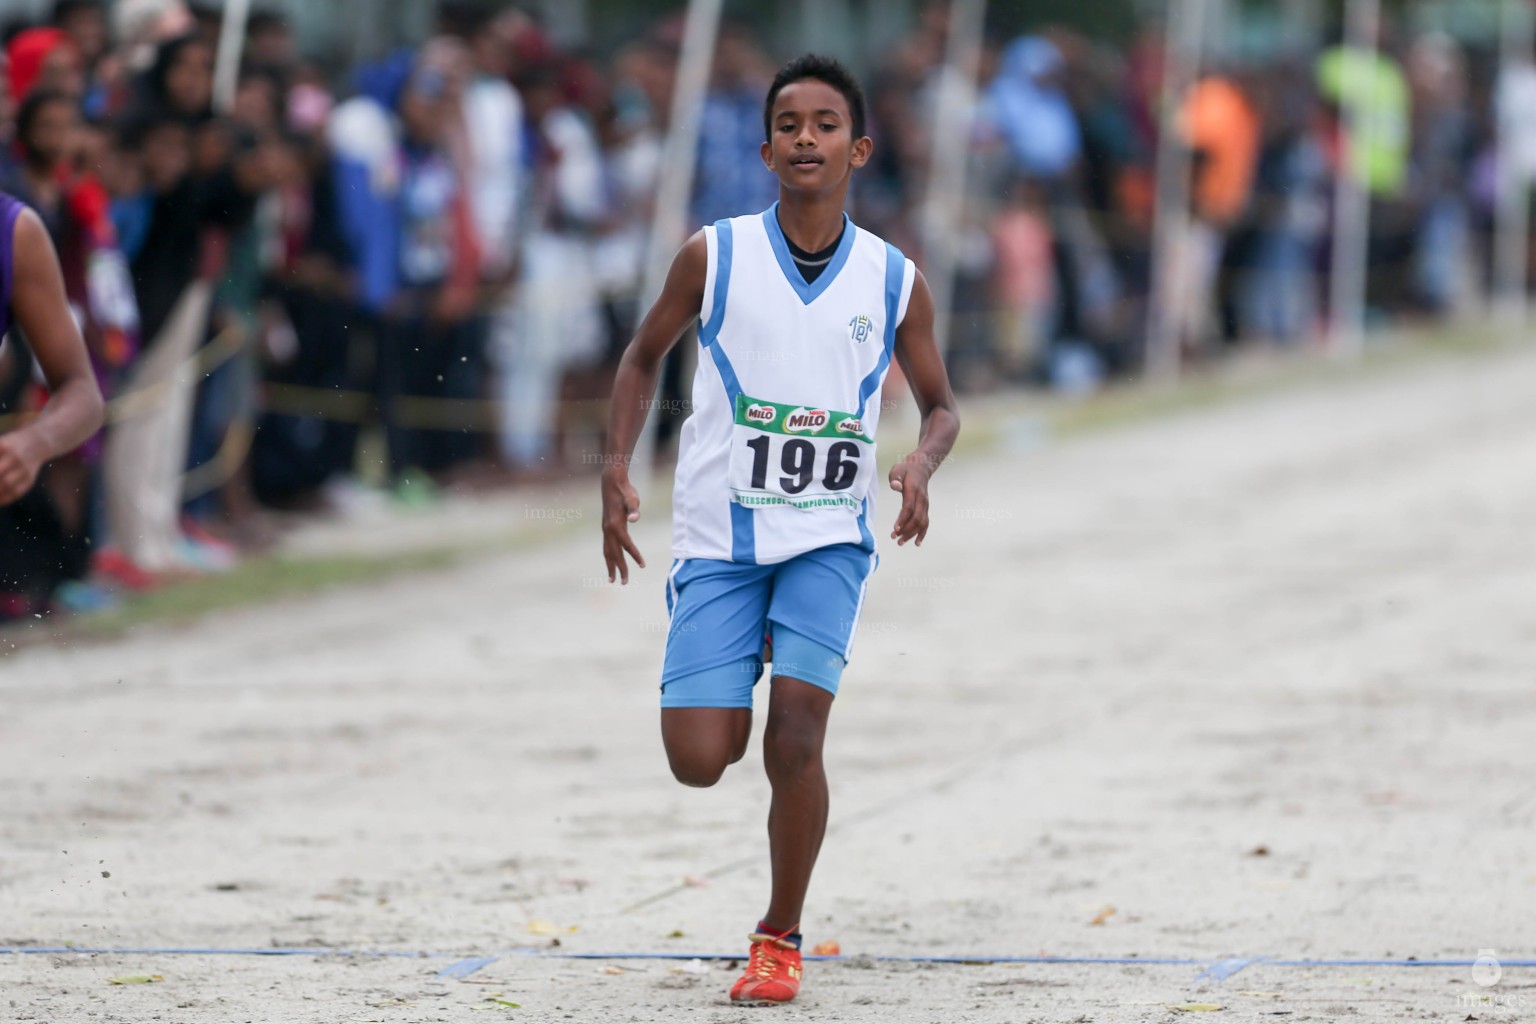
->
[661, 707, 752, 788]
[760, 676, 834, 930]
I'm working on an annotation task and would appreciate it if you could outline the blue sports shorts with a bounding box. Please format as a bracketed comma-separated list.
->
[659, 543, 880, 708]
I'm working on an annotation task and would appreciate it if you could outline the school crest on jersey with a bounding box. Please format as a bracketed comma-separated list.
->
[847, 314, 874, 344]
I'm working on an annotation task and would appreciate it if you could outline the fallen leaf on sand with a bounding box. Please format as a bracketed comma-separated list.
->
[683, 875, 709, 888]
[603, 966, 626, 975]
[526, 919, 579, 936]
[1168, 1002, 1224, 1012]
[667, 929, 685, 939]
[1089, 905, 1116, 926]
[469, 993, 521, 1010]
[1249, 845, 1270, 857]
[108, 974, 163, 985]
[811, 941, 841, 956]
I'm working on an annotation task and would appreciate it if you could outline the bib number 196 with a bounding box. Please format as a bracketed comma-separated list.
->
[729, 394, 874, 512]
[744, 436, 860, 493]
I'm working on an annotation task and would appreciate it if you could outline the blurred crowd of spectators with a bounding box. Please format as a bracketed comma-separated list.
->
[945, 13, 1528, 392]
[0, 0, 1526, 619]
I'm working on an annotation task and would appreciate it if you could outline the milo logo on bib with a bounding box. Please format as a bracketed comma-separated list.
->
[744, 403, 776, 426]
[784, 408, 829, 433]
[732, 394, 873, 443]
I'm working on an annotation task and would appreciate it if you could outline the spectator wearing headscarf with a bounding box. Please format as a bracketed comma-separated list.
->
[984, 37, 1082, 188]
[7, 27, 84, 102]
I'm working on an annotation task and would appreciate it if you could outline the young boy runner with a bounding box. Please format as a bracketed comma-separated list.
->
[601, 54, 960, 1005]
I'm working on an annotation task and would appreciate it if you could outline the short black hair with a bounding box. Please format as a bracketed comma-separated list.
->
[437, 0, 493, 38]
[246, 9, 290, 36]
[50, 0, 103, 26]
[763, 53, 866, 142]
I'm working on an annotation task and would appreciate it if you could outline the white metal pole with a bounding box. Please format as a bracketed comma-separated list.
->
[212, 0, 253, 115]
[921, 0, 988, 360]
[1328, 0, 1379, 360]
[1145, 0, 1208, 381]
[626, 0, 724, 486]
[1496, 0, 1534, 329]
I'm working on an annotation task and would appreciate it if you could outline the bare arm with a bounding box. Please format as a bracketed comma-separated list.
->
[0, 211, 106, 506]
[888, 268, 961, 547]
[601, 230, 708, 583]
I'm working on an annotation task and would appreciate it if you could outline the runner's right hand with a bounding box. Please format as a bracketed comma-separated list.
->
[602, 466, 646, 584]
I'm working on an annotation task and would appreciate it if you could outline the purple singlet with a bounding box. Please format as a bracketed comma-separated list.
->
[0, 191, 24, 343]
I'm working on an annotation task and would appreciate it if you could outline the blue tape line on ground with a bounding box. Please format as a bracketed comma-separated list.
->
[438, 956, 498, 978]
[1195, 957, 1267, 981]
[0, 947, 455, 958]
[538, 952, 1205, 964]
[1263, 959, 1536, 968]
[4, 948, 1533, 969]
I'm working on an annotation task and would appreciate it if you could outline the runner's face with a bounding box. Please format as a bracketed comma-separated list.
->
[762, 79, 870, 194]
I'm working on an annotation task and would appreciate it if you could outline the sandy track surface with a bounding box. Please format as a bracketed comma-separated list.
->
[4, 344, 1535, 1023]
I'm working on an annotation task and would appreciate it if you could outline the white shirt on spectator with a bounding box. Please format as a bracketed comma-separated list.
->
[464, 75, 525, 276]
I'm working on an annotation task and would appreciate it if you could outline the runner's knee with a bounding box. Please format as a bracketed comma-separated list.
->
[764, 716, 824, 777]
[667, 747, 731, 788]
[662, 708, 751, 787]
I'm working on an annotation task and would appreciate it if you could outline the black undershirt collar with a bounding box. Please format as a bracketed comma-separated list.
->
[779, 214, 847, 284]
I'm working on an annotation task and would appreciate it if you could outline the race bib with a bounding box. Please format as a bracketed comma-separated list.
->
[728, 393, 875, 512]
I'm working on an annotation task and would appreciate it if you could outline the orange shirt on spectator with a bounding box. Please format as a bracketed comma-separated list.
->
[1180, 76, 1260, 225]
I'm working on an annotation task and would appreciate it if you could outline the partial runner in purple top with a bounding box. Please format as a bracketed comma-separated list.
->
[0, 191, 24, 343]
[0, 191, 104, 509]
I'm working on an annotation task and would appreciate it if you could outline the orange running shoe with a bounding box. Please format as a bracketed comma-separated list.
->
[729, 932, 803, 1005]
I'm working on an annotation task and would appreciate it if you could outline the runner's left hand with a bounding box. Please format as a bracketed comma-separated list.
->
[888, 455, 932, 547]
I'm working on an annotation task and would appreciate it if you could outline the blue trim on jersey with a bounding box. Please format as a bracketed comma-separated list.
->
[761, 202, 855, 305]
[730, 503, 758, 564]
[855, 243, 906, 419]
[706, 336, 743, 405]
[700, 220, 756, 563]
[699, 219, 733, 347]
[702, 223, 742, 401]
[856, 497, 875, 552]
